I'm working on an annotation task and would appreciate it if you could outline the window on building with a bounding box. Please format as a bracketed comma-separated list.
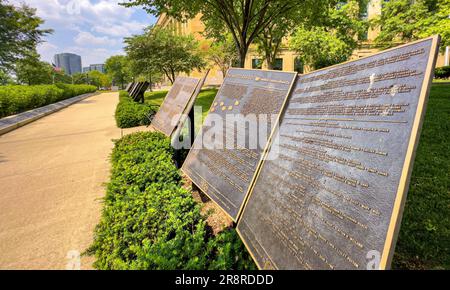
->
[294, 57, 304, 74]
[252, 58, 263, 69]
[273, 58, 283, 71]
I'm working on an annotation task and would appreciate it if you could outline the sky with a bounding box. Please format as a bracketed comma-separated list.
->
[10, 0, 158, 67]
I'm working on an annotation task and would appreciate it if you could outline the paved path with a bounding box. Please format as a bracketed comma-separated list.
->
[0, 92, 146, 269]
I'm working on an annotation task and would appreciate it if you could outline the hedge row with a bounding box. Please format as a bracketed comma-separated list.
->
[0, 84, 97, 118]
[434, 66, 450, 79]
[87, 132, 256, 270]
[115, 91, 156, 128]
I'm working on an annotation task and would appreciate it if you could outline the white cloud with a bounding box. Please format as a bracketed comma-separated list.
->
[92, 21, 147, 37]
[64, 46, 125, 66]
[37, 42, 59, 63]
[74, 31, 119, 46]
[9, 0, 151, 64]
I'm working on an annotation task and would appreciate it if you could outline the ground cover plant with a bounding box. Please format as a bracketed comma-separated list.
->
[0, 84, 96, 118]
[87, 131, 256, 270]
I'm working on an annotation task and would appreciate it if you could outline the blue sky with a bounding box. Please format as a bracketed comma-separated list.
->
[10, 0, 157, 67]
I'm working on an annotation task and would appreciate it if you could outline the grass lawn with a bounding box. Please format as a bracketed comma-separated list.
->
[145, 84, 450, 269]
[145, 88, 218, 120]
[432, 79, 450, 83]
[393, 84, 450, 269]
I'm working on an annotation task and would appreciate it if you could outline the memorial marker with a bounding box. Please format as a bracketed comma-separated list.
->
[151, 76, 201, 137]
[182, 69, 297, 221]
[125, 82, 134, 93]
[129, 82, 141, 99]
[237, 36, 440, 270]
[132, 81, 149, 103]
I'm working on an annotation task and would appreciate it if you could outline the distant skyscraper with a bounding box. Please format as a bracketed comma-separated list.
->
[90, 64, 105, 73]
[53, 53, 82, 75]
[82, 64, 106, 74]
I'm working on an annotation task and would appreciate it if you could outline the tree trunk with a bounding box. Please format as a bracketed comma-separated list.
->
[238, 45, 249, 68]
[148, 73, 153, 92]
[266, 57, 273, 70]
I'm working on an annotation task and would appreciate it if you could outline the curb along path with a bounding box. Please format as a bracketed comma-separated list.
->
[0, 92, 144, 269]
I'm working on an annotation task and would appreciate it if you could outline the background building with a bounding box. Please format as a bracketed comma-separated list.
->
[83, 64, 106, 74]
[53, 53, 82, 75]
[155, 0, 448, 84]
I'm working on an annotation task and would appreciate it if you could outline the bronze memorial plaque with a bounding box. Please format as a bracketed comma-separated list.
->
[237, 36, 440, 270]
[151, 76, 201, 137]
[182, 68, 297, 221]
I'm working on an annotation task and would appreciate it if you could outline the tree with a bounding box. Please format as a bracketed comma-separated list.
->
[125, 27, 205, 84]
[205, 34, 238, 77]
[72, 72, 91, 85]
[254, 1, 331, 69]
[289, 0, 369, 70]
[14, 53, 53, 85]
[0, 0, 52, 71]
[121, 0, 322, 68]
[0, 70, 13, 85]
[105, 55, 132, 89]
[88, 70, 112, 89]
[373, 0, 449, 51]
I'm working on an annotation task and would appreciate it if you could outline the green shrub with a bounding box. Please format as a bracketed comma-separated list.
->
[88, 132, 256, 270]
[434, 66, 450, 79]
[0, 84, 96, 118]
[115, 91, 156, 128]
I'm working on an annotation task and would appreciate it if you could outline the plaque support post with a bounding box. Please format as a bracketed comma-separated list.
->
[188, 106, 195, 147]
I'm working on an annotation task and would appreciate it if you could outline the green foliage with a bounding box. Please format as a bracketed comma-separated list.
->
[88, 70, 112, 89]
[125, 27, 205, 84]
[14, 53, 54, 85]
[0, 0, 52, 70]
[121, 0, 324, 67]
[289, 0, 369, 69]
[71, 72, 91, 85]
[373, 0, 449, 51]
[434, 66, 450, 79]
[0, 69, 14, 85]
[0, 84, 96, 118]
[290, 27, 354, 69]
[205, 34, 238, 77]
[393, 85, 450, 269]
[144, 88, 218, 122]
[105, 55, 132, 89]
[88, 132, 255, 270]
[115, 91, 156, 128]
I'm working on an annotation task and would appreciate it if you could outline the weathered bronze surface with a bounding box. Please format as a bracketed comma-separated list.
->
[151, 77, 201, 137]
[182, 68, 297, 220]
[237, 37, 440, 270]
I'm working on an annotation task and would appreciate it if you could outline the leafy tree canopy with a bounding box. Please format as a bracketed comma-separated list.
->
[121, 0, 324, 67]
[289, 0, 369, 70]
[88, 70, 112, 88]
[373, 0, 449, 51]
[105, 55, 132, 89]
[204, 34, 238, 77]
[0, 0, 52, 71]
[125, 27, 205, 84]
[14, 53, 53, 85]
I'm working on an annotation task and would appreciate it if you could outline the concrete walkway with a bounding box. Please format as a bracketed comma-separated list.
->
[0, 92, 147, 269]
